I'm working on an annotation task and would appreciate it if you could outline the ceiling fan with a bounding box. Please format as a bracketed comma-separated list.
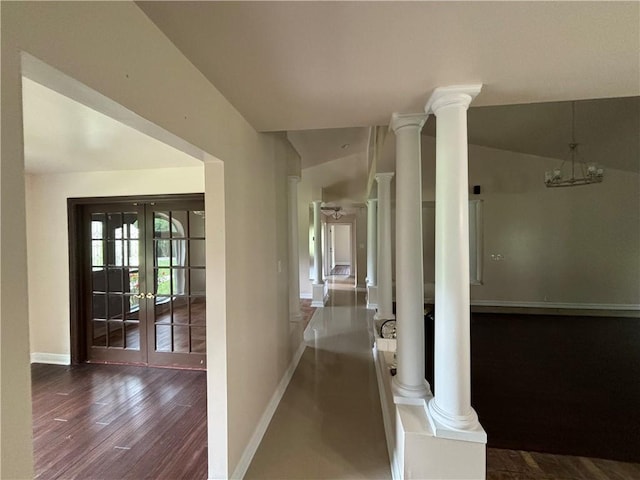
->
[321, 206, 344, 220]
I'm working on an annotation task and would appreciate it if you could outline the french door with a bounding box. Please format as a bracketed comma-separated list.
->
[80, 196, 206, 369]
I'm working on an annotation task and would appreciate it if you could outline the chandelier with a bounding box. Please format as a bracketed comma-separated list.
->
[544, 101, 604, 188]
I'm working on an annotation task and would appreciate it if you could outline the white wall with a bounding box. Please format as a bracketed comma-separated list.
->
[25, 167, 204, 358]
[419, 136, 640, 308]
[2, 3, 301, 477]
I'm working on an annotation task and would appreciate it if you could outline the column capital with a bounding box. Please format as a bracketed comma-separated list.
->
[390, 113, 428, 133]
[367, 198, 378, 206]
[312, 199, 323, 206]
[425, 84, 483, 115]
[288, 175, 300, 183]
[375, 172, 394, 185]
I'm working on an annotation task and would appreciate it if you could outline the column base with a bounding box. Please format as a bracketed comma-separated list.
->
[366, 285, 378, 309]
[311, 282, 328, 307]
[392, 378, 432, 404]
[426, 398, 487, 443]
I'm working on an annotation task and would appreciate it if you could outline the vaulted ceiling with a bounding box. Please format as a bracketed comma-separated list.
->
[137, 1, 639, 203]
[138, 1, 638, 132]
[23, 3, 639, 203]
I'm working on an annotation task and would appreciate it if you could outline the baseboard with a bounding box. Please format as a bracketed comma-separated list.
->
[300, 292, 312, 299]
[471, 300, 640, 317]
[30, 352, 71, 365]
[230, 338, 307, 479]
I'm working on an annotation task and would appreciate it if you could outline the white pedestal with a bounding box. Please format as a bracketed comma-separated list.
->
[311, 283, 328, 307]
[396, 405, 486, 480]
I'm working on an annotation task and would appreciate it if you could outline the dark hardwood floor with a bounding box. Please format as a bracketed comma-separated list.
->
[487, 447, 640, 480]
[31, 363, 207, 479]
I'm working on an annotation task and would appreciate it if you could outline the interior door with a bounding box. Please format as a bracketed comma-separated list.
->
[82, 197, 206, 369]
[146, 201, 206, 368]
[85, 205, 146, 364]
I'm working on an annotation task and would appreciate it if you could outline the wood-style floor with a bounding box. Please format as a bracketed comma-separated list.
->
[488, 448, 640, 480]
[31, 363, 207, 480]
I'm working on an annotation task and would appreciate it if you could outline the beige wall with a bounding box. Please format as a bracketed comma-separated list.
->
[2, 3, 301, 478]
[25, 167, 204, 358]
[223, 131, 299, 473]
[420, 136, 640, 308]
[2, 5, 35, 475]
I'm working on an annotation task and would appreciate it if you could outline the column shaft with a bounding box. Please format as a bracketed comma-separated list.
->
[391, 113, 429, 398]
[288, 176, 301, 320]
[375, 174, 394, 320]
[426, 84, 482, 432]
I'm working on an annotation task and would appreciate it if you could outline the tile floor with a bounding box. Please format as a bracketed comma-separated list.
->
[245, 289, 391, 479]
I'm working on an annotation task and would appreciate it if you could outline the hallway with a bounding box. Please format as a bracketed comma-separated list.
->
[245, 289, 391, 479]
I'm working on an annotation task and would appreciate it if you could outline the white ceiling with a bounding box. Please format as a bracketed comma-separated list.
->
[137, 1, 639, 205]
[290, 96, 640, 203]
[138, 1, 639, 132]
[287, 127, 369, 169]
[445, 97, 640, 173]
[22, 2, 639, 207]
[23, 77, 202, 174]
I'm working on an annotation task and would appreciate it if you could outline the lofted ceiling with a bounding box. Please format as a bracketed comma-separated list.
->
[138, 1, 639, 205]
[138, 1, 638, 132]
[434, 97, 640, 174]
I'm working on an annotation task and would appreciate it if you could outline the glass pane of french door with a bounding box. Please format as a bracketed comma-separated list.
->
[86, 205, 146, 364]
[147, 203, 206, 368]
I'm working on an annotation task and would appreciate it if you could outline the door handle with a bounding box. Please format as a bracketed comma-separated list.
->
[146, 292, 155, 299]
[134, 293, 145, 299]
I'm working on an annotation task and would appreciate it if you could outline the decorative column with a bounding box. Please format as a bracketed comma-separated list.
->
[288, 176, 302, 320]
[390, 113, 430, 399]
[425, 84, 485, 439]
[366, 199, 378, 309]
[374, 173, 394, 320]
[311, 200, 327, 307]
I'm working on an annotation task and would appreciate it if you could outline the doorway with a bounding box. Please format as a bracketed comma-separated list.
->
[69, 194, 206, 369]
[325, 222, 355, 290]
[329, 224, 352, 275]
